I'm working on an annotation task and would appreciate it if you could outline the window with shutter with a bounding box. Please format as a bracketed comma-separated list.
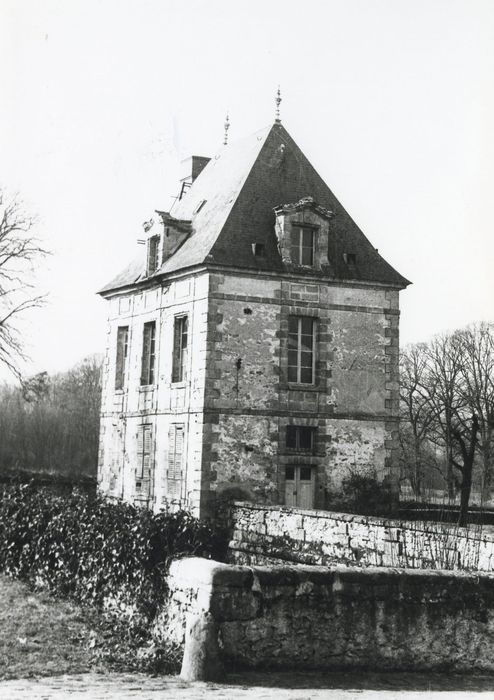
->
[172, 316, 188, 383]
[167, 424, 184, 498]
[115, 326, 129, 390]
[141, 321, 156, 385]
[136, 424, 153, 496]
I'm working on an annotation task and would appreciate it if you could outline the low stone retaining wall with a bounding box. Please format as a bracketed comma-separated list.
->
[228, 501, 494, 571]
[161, 557, 494, 672]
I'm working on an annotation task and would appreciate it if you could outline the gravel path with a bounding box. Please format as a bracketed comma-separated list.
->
[1, 671, 494, 699]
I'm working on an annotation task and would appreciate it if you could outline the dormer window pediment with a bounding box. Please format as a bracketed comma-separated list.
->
[274, 197, 333, 271]
[274, 196, 333, 221]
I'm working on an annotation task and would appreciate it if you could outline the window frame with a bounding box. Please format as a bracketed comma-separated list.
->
[172, 315, 188, 384]
[140, 320, 156, 386]
[136, 423, 153, 483]
[291, 225, 316, 266]
[114, 325, 129, 391]
[287, 315, 317, 385]
[167, 423, 185, 498]
[286, 425, 316, 451]
[146, 234, 160, 276]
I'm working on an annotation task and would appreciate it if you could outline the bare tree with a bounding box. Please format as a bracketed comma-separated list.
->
[399, 324, 494, 526]
[424, 332, 466, 502]
[456, 324, 494, 499]
[399, 343, 436, 497]
[0, 188, 48, 377]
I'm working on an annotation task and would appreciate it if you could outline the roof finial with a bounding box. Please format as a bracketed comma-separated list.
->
[275, 85, 282, 123]
[223, 112, 230, 146]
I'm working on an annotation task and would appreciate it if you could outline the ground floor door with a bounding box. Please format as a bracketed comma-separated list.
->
[285, 465, 315, 509]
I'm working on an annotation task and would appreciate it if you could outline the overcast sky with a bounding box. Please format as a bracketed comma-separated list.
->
[1, 0, 493, 380]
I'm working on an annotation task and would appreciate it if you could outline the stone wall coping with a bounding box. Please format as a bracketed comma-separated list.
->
[168, 557, 254, 588]
[230, 501, 494, 543]
[169, 556, 494, 587]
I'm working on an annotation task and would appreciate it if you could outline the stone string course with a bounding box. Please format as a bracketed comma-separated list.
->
[161, 557, 494, 673]
[227, 502, 494, 571]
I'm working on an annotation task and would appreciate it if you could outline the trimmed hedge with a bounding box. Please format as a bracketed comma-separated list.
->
[0, 483, 226, 626]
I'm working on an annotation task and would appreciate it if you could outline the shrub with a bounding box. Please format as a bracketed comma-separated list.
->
[0, 482, 227, 670]
[327, 470, 394, 517]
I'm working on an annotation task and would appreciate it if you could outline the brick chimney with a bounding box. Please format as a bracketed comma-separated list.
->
[178, 155, 210, 200]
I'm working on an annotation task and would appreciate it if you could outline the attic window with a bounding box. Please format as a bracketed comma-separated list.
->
[343, 253, 356, 265]
[146, 235, 160, 276]
[193, 200, 207, 215]
[291, 227, 315, 266]
[252, 243, 266, 257]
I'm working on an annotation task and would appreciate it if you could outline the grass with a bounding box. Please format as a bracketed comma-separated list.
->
[0, 574, 114, 680]
[0, 574, 182, 680]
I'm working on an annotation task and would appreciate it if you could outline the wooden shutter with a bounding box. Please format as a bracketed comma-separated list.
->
[172, 316, 188, 383]
[142, 425, 152, 480]
[141, 322, 156, 385]
[136, 424, 152, 497]
[115, 326, 128, 390]
[141, 325, 150, 385]
[167, 424, 184, 498]
[146, 235, 160, 275]
[172, 318, 181, 382]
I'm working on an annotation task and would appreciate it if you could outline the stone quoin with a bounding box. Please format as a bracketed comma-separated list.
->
[97, 119, 410, 517]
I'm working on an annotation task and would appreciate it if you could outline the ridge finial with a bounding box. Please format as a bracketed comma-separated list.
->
[275, 86, 282, 123]
[223, 112, 230, 145]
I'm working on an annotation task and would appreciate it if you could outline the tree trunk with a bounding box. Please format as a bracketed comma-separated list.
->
[481, 429, 493, 503]
[413, 437, 422, 498]
[457, 415, 480, 528]
[458, 458, 473, 528]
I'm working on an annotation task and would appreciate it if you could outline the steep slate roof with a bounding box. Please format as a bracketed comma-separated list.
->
[100, 123, 409, 294]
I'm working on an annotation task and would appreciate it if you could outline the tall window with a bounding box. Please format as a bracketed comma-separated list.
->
[136, 423, 153, 482]
[146, 235, 160, 276]
[288, 316, 316, 384]
[172, 316, 188, 383]
[115, 326, 129, 390]
[291, 227, 315, 266]
[167, 424, 184, 497]
[141, 321, 156, 385]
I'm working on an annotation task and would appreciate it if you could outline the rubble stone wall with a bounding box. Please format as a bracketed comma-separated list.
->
[160, 557, 494, 672]
[228, 501, 494, 571]
[200, 271, 401, 515]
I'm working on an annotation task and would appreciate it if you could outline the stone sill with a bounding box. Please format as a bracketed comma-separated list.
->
[280, 383, 323, 393]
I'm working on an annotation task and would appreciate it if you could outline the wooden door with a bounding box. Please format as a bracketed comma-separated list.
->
[284, 465, 315, 509]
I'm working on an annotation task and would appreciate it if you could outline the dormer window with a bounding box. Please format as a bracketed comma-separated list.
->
[155, 211, 192, 264]
[291, 226, 315, 266]
[146, 235, 160, 276]
[343, 253, 356, 265]
[274, 197, 332, 271]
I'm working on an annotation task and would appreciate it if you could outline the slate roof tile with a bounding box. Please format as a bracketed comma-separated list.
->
[99, 123, 409, 294]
